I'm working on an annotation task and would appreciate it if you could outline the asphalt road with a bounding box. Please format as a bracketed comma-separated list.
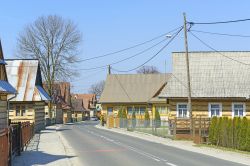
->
[58, 121, 247, 166]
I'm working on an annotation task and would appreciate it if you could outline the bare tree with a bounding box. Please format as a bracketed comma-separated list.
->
[136, 65, 160, 74]
[17, 15, 82, 97]
[89, 80, 105, 98]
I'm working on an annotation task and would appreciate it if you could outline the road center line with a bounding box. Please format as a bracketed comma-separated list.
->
[166, 162, 178, 166]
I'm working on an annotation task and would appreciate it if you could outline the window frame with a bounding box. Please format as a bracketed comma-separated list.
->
[208, 103, 222, 117]
[232, 103, 246, 117]
[156, 106, 167, 114]
[176, 103, 189, 118]
[107, 107, 113, 115]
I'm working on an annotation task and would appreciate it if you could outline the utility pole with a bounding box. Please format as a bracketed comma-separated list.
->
[183, 13, 192, 132]
[108, 65, 111, 74]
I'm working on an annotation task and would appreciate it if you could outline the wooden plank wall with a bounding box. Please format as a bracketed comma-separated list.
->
[34, 102, 45, 132]
[0, 95, 7, 129]
[169, 99, 250, 119]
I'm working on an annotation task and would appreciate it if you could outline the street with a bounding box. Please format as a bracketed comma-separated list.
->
[58, 121, 247, 166]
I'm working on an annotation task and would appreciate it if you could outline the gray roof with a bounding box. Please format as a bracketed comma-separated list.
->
[6, 59, 50, 101]
[159, 51, 250, 98]
[100, 74, 170, 103]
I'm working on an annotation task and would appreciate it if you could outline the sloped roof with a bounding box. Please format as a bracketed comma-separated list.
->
[159, 51, 250, 98]
[6, 59, 50, 101]
[44, 82, 71, 109]
[0, 40, 16, 94]
[73, 94, 96, 111]
[71, 98, 84, 112]
[100, 74, 170, 103]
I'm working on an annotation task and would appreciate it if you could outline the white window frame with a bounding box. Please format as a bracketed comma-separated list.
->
[208, 103, 222, 117]
[176, 103, 189, 118]
[107, 107, 113, 115]
[232, 103, 246, 117]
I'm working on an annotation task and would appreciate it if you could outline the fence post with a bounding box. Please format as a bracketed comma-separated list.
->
[17, 122, 21, 156]
[173, 118, 177, 139]
[8, 127, 12, 166]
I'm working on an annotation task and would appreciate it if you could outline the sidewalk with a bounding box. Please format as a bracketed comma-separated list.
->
[13, 125, 79, 166]
[96, 125, 250, 166]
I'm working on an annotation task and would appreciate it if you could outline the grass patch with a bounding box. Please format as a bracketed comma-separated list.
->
[194, 144, 250, 155]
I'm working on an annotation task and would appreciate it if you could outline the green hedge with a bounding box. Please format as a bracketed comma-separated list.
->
[208, 117, 250, 151]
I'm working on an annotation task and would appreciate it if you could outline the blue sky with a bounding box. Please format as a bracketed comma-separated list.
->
[1, 1, 250, 93]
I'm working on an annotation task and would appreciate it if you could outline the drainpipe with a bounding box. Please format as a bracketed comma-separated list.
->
[7, 93, 17, 125]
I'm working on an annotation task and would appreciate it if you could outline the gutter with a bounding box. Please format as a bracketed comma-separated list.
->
[7, 93, 17, 125]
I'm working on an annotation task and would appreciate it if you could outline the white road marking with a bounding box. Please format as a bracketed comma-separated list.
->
[166, 162, 178, 166]
[83, 126, 179, 166]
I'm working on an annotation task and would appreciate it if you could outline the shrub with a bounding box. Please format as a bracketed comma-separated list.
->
[227, 119, 233, 148]
[122, 107, 127, 128]
[233, 117, 241, 149]
[208, 116, 217, 145]
[155, 109, 161, 128]
[245, 120, 250, 151]
[239, 117, 248, 150]
[118, 109, 123, 127]
[144, 110, 150, 127]
[132, 111, 136, 128]
[221, 117, 229, 147]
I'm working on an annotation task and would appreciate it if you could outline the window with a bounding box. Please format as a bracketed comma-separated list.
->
[107, 107, 113, 115]
[156, 106, 167, 114]
[209, 103, 222, 117]
[127, 107, 133, 115]
[140, 107, 146, 115]
[232, 103, 245, 117]
[177, 103, 188, 118]
[15, 105, 26, 116]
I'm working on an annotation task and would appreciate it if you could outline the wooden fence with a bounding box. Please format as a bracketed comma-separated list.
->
[171, 117, 211, 144]
[0, 122, 34, 166]
[0, 129, 9, 166]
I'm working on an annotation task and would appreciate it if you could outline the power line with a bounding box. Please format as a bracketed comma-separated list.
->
[78, 37, 170, 71]
[189, 31, 250, 66]
[114, 74, 133, 102]
[191, 29, 250, 38]
[112, 27, 183, 73]
[76, 26, 183, 62]
[188, 18, 250, 25]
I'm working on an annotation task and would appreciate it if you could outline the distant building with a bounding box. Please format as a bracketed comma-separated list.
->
[44, 82, 72, 124]
[73, 94, 97, 119]
[0, 41, 16, 129]
[71, 97, 84, 122]
[6, 59, 50, 132]
[99, 74, 170, 125]
[159, 51, 250, 119]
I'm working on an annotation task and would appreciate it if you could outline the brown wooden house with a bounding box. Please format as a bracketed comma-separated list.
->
[6, 59, 50, 132]
[44, 82, 72, 124]
[0, 41, 16, 129]
[159, 51, 250, 119]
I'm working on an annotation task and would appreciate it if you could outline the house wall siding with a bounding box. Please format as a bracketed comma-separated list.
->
[0, 94, 7, 129]
[168, 99, 250, 119]
[34, 101, 45, 132]
[9, 101, 46, 132]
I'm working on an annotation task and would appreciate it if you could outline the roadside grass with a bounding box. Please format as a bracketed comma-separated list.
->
[194, 144, 250, 155]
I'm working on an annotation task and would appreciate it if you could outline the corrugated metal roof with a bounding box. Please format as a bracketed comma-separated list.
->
[100, 74, 170, 103]
[6, 59, 50, 101]
[159, 52, 250, 98]
[36, 85, 51, 101]
[0, 80, 16, 94]
[0, 59, 7, 65]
